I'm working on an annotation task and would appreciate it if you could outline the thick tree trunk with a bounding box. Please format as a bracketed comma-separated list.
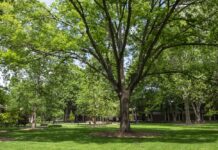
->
[120, 89, 130, 133]
[196, 114, 201, 123]
[184, 99, 191, 125]
[191, 102, 201, 123]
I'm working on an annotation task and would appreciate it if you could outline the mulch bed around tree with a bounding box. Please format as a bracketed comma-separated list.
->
[91, 131, 161, 138]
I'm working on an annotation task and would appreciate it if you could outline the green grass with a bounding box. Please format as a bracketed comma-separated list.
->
[1, 123, 218, 150]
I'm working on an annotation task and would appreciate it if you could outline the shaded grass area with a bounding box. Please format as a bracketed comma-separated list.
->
[0, 123, 218, 150]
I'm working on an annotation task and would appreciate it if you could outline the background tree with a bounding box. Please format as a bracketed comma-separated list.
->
[76, 70, 118, 124]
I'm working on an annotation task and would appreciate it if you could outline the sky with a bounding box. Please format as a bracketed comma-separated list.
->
[40, 0, 54, 6]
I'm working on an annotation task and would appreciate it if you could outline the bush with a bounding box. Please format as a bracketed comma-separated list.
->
[0, 112, 18, 127]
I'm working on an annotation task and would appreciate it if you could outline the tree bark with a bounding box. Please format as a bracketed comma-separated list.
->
[92, 116, 96, 125]
[167, 110, 170, 122]
[134, 109, 137, 123]
[120, 89, 130, 133]
[181, 111, 184, 121]
[150, 112, 153, 122]
[191, 102, 201, 123]
[173, 112, 177, 122]
[178, 113, 181, 121]
[164, 112, 167, 122]
[31, 106, 36, 129]
[184, 99, 191, 125]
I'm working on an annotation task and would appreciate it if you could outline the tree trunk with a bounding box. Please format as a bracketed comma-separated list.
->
[120, 89, 130, 133]
[150, 112, 153, 122]
[178, 113, 181, 121]
[184, 99, 191, 125]
[173, 112, 177, 122]
[134, 109, 137, 123]
[82, 115, 85, 122]
[167, 110, 170, 122]
[164, 112, 167, 121]
[209, 116, 211, 121]
[92, 116, 96, 125]
[31, 106, 36, 129]
[191, 102, 201, 123]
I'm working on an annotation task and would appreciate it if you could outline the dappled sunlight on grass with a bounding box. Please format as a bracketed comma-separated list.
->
[0, 123, 218, 150]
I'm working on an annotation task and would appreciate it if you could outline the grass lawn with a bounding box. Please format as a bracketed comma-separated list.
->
[0, 123, 218, 150]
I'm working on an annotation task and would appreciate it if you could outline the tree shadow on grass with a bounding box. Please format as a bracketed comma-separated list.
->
[2, 125, 218, 144]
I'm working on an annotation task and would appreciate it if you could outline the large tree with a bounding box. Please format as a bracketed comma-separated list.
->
[1, 0, 218, 132]
[55, 0, 218, 132]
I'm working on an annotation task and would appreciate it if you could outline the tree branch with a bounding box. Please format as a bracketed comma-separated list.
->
[69, 0, 117, 86]
[129, 0, 181, 91]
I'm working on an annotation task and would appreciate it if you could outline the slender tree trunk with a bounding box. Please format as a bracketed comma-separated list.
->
[173, 112, 177, 122]
[167, 110, 170, 122]
[31, 106, 36, 129]
[164, 112, 167, 122]
[201, 113, 204, 122]
[184, 99, 191, 125]
[181, 111, 184, 121]
[134, 109, 137, 123]
[120, 89, 130, 133]
[92, 116, 96, 125]
[40, 114, 44, 124]
[178, 113, 181, 121]
[82, 115, 85, 122]
[173, 104, 178, 122]
[150, 112, 153, 122]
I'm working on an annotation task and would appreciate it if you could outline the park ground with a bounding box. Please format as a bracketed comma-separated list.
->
[0, 123, 218, 150]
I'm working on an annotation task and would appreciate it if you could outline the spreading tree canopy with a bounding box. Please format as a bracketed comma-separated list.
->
[1, 0, 218, 132]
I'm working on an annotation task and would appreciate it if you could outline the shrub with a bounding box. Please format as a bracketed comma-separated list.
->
[0, 112, 18, 127]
